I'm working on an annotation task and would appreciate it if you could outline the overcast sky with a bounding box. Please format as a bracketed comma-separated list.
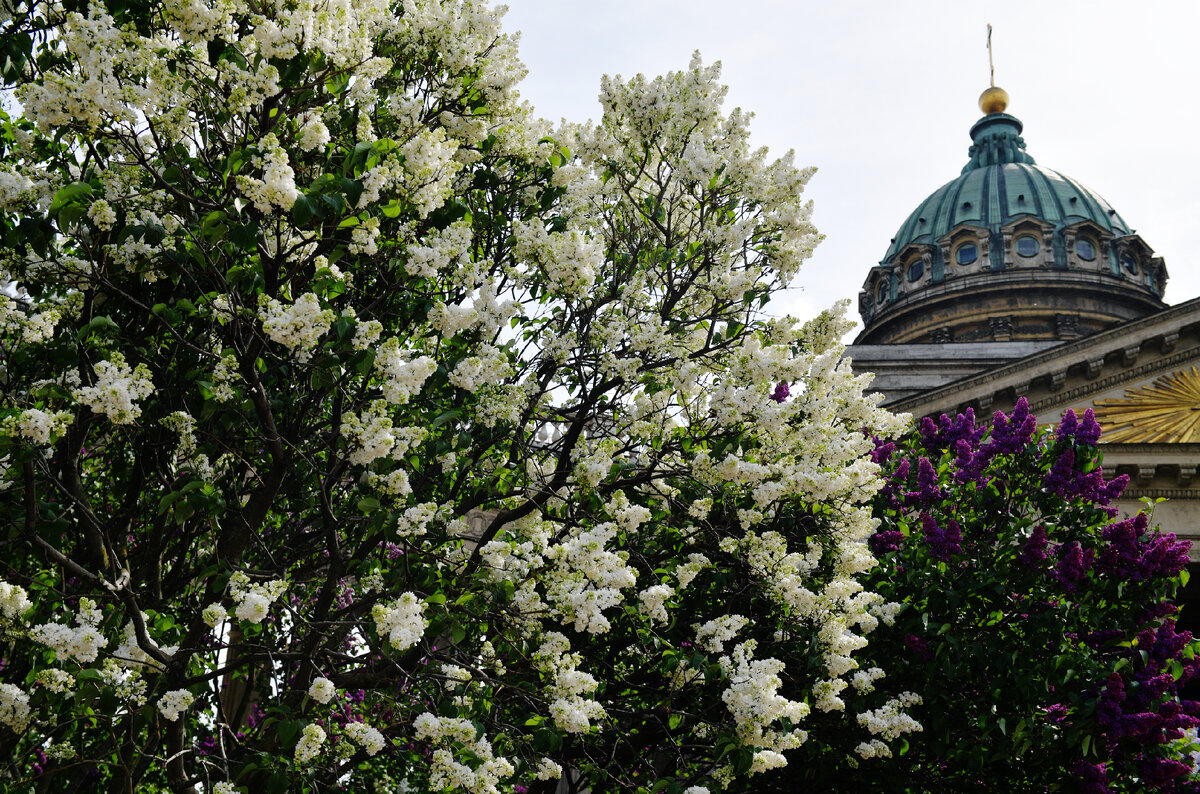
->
[503, 1, 1200, 338]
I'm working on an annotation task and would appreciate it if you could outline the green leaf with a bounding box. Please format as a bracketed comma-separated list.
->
[291, 195, 317, 225]
[80, 315, 119, 340]
[340, 177, 364, 207]
[49, 182, 93, 213]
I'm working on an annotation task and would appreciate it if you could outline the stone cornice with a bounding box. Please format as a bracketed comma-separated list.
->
[889, 297, 1200, 416]
[1027, 348, 1200, 417]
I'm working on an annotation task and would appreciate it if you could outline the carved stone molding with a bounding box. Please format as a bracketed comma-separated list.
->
[1135, 466, 1156, 486]
[1029, 348, 1200, 419]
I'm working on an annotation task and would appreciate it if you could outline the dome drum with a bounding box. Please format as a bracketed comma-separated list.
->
[860, 268, 1167, 344]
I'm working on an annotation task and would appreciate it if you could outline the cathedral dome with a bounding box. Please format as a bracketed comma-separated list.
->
[857, 103, 1168, 345]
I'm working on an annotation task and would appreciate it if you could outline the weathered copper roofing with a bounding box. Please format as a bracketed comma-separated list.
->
[882, 113, 1133, 265]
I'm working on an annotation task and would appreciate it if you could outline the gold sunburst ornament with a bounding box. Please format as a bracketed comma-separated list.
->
[1093, 367, 1200, 443]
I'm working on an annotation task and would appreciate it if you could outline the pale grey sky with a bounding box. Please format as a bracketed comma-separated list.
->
[503, 1, 1200, 337]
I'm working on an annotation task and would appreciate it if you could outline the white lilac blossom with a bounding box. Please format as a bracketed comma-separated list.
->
[0, 683, 31, 732]
[113, 619, 178, 671]
[535, 759, 563, 780]
[637, 584, 673, 624]
[35, 669, 76, 694]
[229, 573, 286, 625]
[294, 724, 326, 763]
[202, 603, 227, 628]
[0, 579, 32, 624]
[30, 598, 107, 663]
[341, 400, 396, 466]
[533, 633, 607, 733]
[308, 677, 336, 704]
[543, 522, 638, 634]
[209, 353, 241, 402]
[371, 593, 427, 650]
[343, 721, 386, 756]
[88, 198, 117, 230]
[258, 293, 335, 362]
[719, 642, 809, 766]
[157, 689, 195, 721]
[12, 408, 74, 445]
[415, 714, 516, 793]
[857, 692, 924, 741]
[352, 320, 383, 351]
[238, 133, 299, 213]
[75, 353, 154, 424]
[373, 338, 436, 405]
[296, 111, 331, 152]
[694, 614, 749, 653]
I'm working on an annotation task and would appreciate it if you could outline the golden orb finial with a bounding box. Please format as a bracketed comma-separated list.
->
[979, 85, 1009, 115]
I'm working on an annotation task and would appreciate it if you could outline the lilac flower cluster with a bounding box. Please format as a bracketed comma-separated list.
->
[987, 397, 1037, 454]
[1096, 512, 1191, 583]
[918, 407, 984, 452]
[920, 513, 962, 562]
[1057, 408, 1104, 446]
[1044, 448, 1128, 512]
[867, 400, 1200, 790]
[1017, 525, 1048, 567]
[1091, 620, 1200, 790]
[1052, 541, 1093, 591]
[869, 530, 904, 557]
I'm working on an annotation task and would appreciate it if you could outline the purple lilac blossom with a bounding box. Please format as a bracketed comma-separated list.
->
[914, 456, 943, 505]
[1139, 757, 1192, 787]
[903, 633, 932, 661]
[1097, 512, 1191, 582]
[770, 380, 790, 403]
[1018, 525, 1048, 567]
[921, 513, 962, 561]
[1073, 759, 1111, 794]
[869, 437, 895, 465]
[988, 397, 1037, 454]
[1052, 541, 1092, 591]
[919, 408, 985, 452]
[869, 530, 904, 556]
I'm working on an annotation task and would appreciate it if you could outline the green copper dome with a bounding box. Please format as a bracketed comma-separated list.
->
[857, 105, 1167, 346]
[882, 113, 1132, 265]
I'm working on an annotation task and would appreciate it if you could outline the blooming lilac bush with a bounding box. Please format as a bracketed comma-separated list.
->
[0, 1, 908, 791]
[832, 400, 1200, 792]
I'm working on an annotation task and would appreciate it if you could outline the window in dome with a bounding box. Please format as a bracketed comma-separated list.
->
[1016, 235, 1039, 257]
[1120, 251, 1138, 274]
[1075, 239, 1097, 261]
[876, 281, 888, 303]
[908, 259, 924, 282]
[955, 243, 978, 265]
